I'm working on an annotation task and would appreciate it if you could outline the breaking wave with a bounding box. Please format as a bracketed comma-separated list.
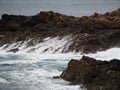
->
[0, 36, 120, 90]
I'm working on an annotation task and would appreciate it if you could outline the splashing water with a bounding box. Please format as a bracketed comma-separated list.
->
[0, 36, 73, 54]
[0, 36, 120, 90]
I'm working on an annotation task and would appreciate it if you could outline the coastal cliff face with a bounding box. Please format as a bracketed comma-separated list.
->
[60, 56, 120, 90]
[0, 9, 120, 53]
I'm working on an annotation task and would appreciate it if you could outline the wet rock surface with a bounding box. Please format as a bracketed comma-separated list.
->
[0, 9, 120, 53]
[7, 48, 19, 53]
[60, 56, 120, 90]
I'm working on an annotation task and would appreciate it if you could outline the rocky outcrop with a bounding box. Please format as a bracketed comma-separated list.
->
[0, 9, 120, 53]
[60, 56, 120, 90]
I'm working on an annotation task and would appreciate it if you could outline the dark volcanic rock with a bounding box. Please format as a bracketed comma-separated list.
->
[60, 56, 120, 90]
[0, 9, 120, 53]
[7, 48, 19, 53]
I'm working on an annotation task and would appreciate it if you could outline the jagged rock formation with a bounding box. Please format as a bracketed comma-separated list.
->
[0, 9, 120, 53]
[60, 56, 120, 90]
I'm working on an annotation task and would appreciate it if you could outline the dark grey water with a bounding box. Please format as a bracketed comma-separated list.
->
[0, 0, 120, 18]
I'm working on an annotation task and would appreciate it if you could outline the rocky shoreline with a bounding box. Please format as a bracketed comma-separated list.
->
[0, 9, 120, 53]
[58, 56, 120, 90]
[0, 8, 120, 90]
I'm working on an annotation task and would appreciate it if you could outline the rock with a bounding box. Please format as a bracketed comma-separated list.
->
[0, 9, 120, 53]
[60, 56, 120, 90]
[7, 48, 19, 53]
[53, 76, 61, 79]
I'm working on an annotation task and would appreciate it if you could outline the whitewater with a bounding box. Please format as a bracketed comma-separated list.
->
[0, 36, 120, 90]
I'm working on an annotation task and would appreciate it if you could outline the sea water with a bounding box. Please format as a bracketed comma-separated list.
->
[0, 36, 120, 90]
[0, 47, 120, 90]
[0, 0, 120, 90]
[0, 53, 80, 90]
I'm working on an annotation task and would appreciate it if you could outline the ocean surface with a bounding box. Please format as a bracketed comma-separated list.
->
[0, 35, 120, 89]
[0, 0, 120, 18]
[0, 45, 120, 90]
[0, 0, 120, 90]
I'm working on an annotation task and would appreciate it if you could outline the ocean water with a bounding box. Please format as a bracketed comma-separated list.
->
[0, 55, 80, 90]
[0, 0, 120, 90]
[0, 48, 120, 90]
[0, 0, 120, 18]
[0, 45, 120, 90]
[0, 36, 120, 90]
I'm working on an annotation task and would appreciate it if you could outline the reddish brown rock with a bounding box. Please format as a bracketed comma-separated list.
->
[0, 9, 120, 53]
[60, 56, 120, 90]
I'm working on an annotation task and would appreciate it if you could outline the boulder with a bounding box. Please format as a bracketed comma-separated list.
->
[60, 56, 120, 90]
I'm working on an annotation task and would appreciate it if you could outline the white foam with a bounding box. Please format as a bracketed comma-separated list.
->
[0, 36, 73, 54]
[9, 68, 80, 90]
[0, 77, 10, 83]
[85, 47, 120, 60]
[0, 39, 120, 90]
[0, 47, 120, 61]
[0, 59, 41, 65]
[0, 36, 120, 61]
[25, 53, 81, 60]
